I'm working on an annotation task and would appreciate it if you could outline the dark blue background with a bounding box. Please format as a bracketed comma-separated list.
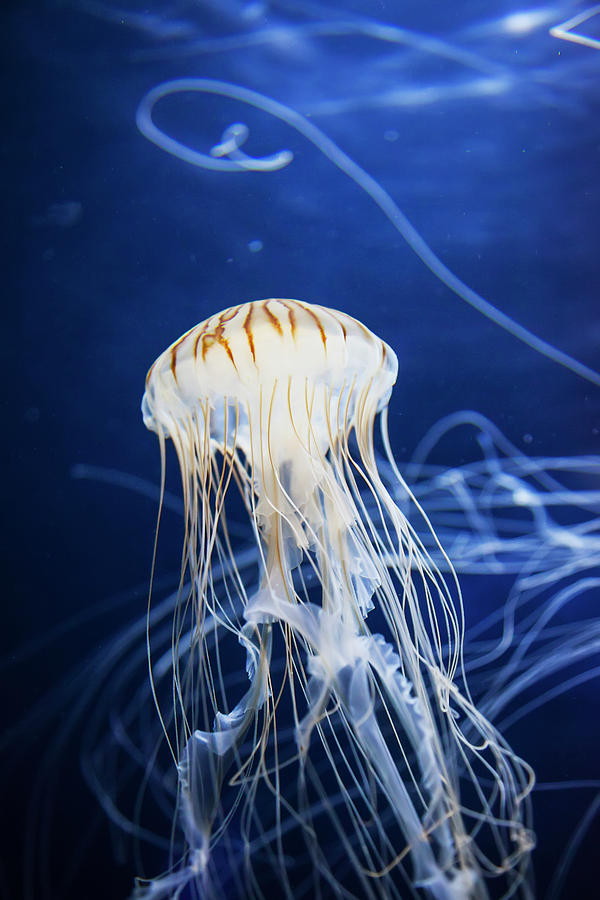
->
[5, 1, 599, 898]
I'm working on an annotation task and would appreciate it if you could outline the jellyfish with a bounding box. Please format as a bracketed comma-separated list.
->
[6, 5, 600, 899]
[139, 297, 534, 900]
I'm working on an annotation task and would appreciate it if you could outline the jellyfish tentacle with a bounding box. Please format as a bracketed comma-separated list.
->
[136, 82, 293, 173]
[137, 79, 600, 386]
[248, 592, 482, 899]
[178, 622, 271, 851]
[210, 122, 294, 171]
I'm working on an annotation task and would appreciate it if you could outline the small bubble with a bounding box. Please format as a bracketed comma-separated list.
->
[248, 239, 263, 253]
[523, 433, 533, 444]
[384, 129, 399, 142]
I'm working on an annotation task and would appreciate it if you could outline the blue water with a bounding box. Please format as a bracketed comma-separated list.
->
[5, 1, 599, 899]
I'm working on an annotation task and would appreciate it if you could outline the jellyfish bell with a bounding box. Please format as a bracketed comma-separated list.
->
[141, 299, 534, 900]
